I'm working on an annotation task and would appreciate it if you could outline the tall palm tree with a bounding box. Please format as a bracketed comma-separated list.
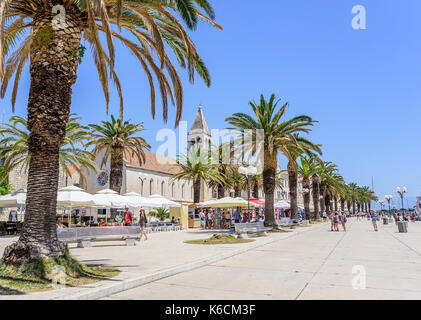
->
[87, 115, 150, 195]
[347, 182, 359, 215]
[0, 0, 219, 264]
[284, 135, 321, 221]
[317, 161, 338, 215]
[226, 166, 246, 197]
[0, 114, 97, 185]
[172, 146, 223, 203]
[298, 156, 318, 221]
[226, 94, 316, 227]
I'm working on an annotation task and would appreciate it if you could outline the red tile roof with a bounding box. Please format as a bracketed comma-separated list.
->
[125, 151, 181, 175]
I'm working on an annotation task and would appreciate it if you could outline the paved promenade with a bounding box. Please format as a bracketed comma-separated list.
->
[0, 224, 317, 299]
[104, 218, 421, 300]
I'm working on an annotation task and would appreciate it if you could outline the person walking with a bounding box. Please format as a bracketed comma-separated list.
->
[341, 212, 347, 231]
[139, 209, 148, 240]
[371, 211, 379, 232]
[233, 207, 241, 224]
[199, 209, 205, 230]
[207, 210, 213, 229]
[333, 212, 340, 232]
[123, 207, 133, 226]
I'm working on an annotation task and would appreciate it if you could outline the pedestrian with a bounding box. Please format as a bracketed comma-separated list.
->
[139, 209, 148, 240]
[199, 209, 205, 229]
[225, 210, 231, 229]
[341, 212, 347, 231]
[207, 210, 213, 229]
[330, 212, 335, 231]
[233, 207, 241, 223]
[371, 211, 379, 232]
[333, 212, 340, 231]
[123, 207, 133, 226]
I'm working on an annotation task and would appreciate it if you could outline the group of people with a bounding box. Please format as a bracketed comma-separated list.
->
[330, 211, 348, 232]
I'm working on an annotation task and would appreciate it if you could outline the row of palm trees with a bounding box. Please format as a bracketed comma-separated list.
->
[172, 94, 377, 227]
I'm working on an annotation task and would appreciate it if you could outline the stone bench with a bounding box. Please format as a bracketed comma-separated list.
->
[58, 226, 141, 248]
[234, 221, 272, 238]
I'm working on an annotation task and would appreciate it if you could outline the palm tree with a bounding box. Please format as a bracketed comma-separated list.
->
[284, 135, 321, 221]
[226, 166, 247, 197]
[317, 161, 338, 215]
[87, 115, 150, 195]
[347, 183, 360, 215]
[172, 146, 223, 204]
[0, 114, 97, 185]
[0, 166, 12, 195]
[226, 94, 316, 227]
[0, 0, 219, 264]
[298, 156, 318, 221]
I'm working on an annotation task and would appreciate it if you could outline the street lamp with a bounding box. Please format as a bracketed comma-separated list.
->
[238, 163, 258, 220]
[384, 195, 393, 216]
[395, 187, 408, 216]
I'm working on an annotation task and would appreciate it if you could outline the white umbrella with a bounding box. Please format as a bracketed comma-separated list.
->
[274, 200, 290, 209]
[57, 186, 96, 207]
[123, 192, 155, 208]
[204, 197, 249, 208]
[57, 186, 98, 227]
[0, 188, 27, 208]
[145, 194, 181, 208]
[92, 189, 127, 208]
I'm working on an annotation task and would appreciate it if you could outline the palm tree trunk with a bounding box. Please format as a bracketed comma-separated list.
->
[340, 198, 345, 212]
[263, 153, 276, 227]
[109, 146, 124, 219]
[312, 175, 320, 219]
[319, 182, 326, 213]
[334, 197, 338, 212]
[303, 177, 311, 221]
[324, 194, 331, 216]
[353, 201, 356, 215]
[217, 166, 225, 199]
[253, 181, 259, 199]
[287, 161, 298, 221]
[3, 15, 82, 264]
[193, 177, 201, 204]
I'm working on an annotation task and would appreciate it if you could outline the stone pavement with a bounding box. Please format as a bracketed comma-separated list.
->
[0, 224, 319, 299]
[103, 218, 421, 300]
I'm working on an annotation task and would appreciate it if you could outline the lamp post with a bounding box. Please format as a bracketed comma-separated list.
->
[395, 187, 408, 233]
[395, 187, 408, 216]
[238, 163, 258, 221]
[384, 195, 393, 217]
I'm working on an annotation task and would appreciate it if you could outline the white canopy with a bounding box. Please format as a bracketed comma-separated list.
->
[92, 189, 127, 208]
[0, 188, 27, 208]
[123, 192, 156, 208]
[201, 197, 249, 208]
[145, 194, 181, 208]
[274, 200, 290, 209]
[57, 186, 98, 207]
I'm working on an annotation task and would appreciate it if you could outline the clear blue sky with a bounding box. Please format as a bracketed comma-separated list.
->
[1, 0, 420, 208]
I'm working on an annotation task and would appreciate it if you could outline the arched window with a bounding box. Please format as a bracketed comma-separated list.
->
[161, 181, 165, 196]
[171, 183, 175, 198]
[212, 188, 217, 198]
[140, 179, 144, 196]
[149, 179, 154, 195]
[191, 187, 194, 199]
[181, 184, 185, 199]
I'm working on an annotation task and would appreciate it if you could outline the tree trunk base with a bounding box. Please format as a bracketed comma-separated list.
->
[2, 240, 66, 266]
